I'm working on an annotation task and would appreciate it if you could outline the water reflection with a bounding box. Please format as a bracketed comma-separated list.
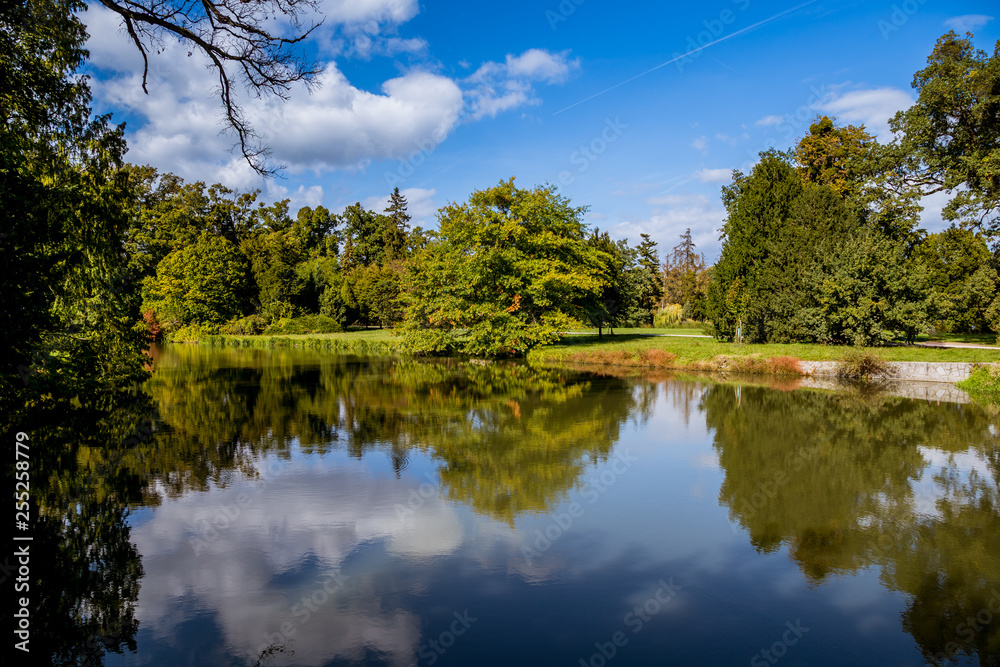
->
[18, 345, 1000, 665]
[705, 385, 1000, 664]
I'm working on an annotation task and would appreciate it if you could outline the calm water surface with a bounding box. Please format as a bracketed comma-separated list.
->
[33, 345, 1000, 666]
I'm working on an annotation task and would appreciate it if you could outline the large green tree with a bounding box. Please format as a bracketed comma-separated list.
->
[400, 179, 605, 357]
[707, 152, 803, 342]
[2, 0, 148, 404]
[143, 233, 249, 328]
[914, 227, 999, 333]
[889, 32, 1000, 240]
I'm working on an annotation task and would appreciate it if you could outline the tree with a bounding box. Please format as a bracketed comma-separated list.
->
[143, 232, 249, 329]
[707, 153, 803, 341]
[759, 184, 862, 342]
[95, 0, 323, 174]
[339, 203, 391, 269]
[914, 227, 999, 332]
[634, 233, 664, 324]
[807, 227, 930, 345]
[584, 231, 641, 337]
[889, 32, 1000, 239]
[794, 115, 876, 200]
[399, 179, 605, 357]
[383, 187, 411, 262]
[662, 228, 708, 321]
[2, 0, 148, 403]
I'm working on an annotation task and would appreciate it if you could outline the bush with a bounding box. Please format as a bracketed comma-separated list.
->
[167, 323, 219, 342]
[836, 349, 894, 381]
[654, 304, 684, 328]
[264, 315, 344, 335]
[221, 314, 267, 335]
[142, 309, 163, 342]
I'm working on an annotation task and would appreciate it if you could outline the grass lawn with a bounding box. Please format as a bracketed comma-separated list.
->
[912, 332, 998, 346]
[528, 333, 1000, 367]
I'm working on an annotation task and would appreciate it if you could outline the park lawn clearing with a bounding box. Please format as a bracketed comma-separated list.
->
[527, 334, 1000, 372]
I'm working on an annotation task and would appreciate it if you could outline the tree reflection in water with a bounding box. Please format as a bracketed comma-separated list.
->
[704, 384, 1000, 665]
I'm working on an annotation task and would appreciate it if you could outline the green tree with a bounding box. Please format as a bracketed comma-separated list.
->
[889, 32, 1000, 240]
[914, 227, 999, 332]
[383, 187, 411, 262]
[662, 228, 709, 321]
[399, 178, 605, 357]
[794, 115, 876, 200]
[634, 233, 664, 324]
[584, 231, 641, 337]
[808, 227, 930, 345]
[143, 232, 249, 329]
[2, 0, 148, 403]
[707, 152, 803, 341]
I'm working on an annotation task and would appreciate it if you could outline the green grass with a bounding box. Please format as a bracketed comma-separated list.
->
[527, 334, 1000, 368]
[911, 332, 998, 346]
[956, 366, 1000, 404]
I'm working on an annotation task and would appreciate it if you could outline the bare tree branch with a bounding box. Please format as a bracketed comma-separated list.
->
[96, 0, 323, 176]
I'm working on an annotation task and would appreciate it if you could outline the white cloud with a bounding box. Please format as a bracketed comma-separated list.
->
[691, 135, 707, 151]
[818, 87, 913, 141]
[613, 193, 725, 260]
[693, 168, 732, 183]
[715, 133, 738, 146]
[505, 48, 579, 83]
[943, 14, 993, 33]
[85, 6, 572, 184]
[755, 115, 783, 127]
[465, 49, 580, 120]
[316, 0, 420, 24]
[85, 5, 463, 188]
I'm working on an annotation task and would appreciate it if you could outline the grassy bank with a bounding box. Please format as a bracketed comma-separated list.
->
[527, 333, 1000, 373]
[956, 366, 1000, 403]
[202, 328, 402, 355]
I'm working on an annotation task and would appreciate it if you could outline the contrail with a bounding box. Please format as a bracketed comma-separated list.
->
[553, 0, 819, 115]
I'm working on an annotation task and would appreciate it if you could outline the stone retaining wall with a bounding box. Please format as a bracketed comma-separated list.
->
[799, 360, 992, 383]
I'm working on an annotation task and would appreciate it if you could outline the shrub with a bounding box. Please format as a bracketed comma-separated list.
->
[654, 304, 684, 328]
[221, 314, 267, 335]
[142, 309, 163, 342]
[836, 349, 894, 381]
[264, 315, 344, 335]
[768, 356, 802, 376]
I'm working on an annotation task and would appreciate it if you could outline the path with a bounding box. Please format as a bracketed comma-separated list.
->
[913, 341, 999, 351]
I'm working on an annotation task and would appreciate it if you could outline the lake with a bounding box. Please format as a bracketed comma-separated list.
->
[28, 344, 1000, 666]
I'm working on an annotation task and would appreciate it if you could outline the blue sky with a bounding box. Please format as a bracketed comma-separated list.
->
[83, 0, 999, 261]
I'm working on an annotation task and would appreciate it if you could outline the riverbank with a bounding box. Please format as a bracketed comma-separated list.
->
[525, 334, 1000, 369]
